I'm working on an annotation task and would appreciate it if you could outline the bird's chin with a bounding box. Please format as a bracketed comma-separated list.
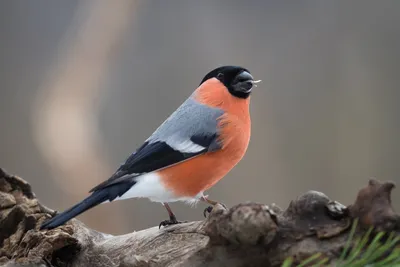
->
[234, 79, 260, 94]
[230, 81, 254, 98]
[241, 88, 252, 94]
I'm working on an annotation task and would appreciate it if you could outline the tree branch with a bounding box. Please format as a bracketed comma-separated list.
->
[0, 168, 398, 267]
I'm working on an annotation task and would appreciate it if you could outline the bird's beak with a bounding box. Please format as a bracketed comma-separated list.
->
[233, 71, 260, 93]
[252, 80, 262, 87]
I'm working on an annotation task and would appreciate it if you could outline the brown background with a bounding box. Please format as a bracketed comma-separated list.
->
[1, 0, 399, 234]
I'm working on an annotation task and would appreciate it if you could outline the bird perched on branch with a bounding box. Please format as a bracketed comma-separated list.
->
[41, 65, 260, 230]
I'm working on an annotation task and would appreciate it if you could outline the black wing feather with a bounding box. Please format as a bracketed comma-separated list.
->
[190, 133, 220, 152]
[120, 141, 199, 174]
[89, 134, 220, 192]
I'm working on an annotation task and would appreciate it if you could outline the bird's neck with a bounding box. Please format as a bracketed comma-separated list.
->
[193, 78, 251, 120]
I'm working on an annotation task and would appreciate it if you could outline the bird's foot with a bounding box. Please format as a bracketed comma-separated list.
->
[159, 216, 185, 229]
[203, 206, 213, 217]
[201, 196, 227, 218]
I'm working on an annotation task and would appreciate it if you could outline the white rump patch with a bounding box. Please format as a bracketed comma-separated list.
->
[114, 173, 173, 202]
[114, 172, 203, 203]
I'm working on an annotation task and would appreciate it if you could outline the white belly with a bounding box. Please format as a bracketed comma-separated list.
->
[113, 172, 203, 204]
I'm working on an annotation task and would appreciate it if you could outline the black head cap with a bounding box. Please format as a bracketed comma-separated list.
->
[200, 66, 257, 99]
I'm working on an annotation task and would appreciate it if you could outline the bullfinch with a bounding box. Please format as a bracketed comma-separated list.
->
[40, 65, 259, 230]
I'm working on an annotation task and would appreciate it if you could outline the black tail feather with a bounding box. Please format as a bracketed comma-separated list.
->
[40, 189, 109, 230]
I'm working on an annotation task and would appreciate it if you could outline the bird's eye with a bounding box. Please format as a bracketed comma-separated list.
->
[217, 73, 224, 80]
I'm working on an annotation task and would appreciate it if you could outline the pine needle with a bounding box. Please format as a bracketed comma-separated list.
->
[281, 218, 400, 267]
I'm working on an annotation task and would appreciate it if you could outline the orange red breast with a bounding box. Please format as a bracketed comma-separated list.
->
[158, 78, 251, 197]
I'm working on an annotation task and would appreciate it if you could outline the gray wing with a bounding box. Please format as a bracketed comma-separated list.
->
[89, 97, 224, 192]
[148, 97, 224, 153]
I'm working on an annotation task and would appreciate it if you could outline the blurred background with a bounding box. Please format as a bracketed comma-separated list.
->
[1, 0, 399, 234]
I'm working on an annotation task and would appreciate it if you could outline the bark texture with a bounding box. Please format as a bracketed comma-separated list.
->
[0, 168, 399, 267]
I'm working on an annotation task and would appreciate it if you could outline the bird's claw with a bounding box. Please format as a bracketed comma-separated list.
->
[159, 219, 184, 229]
[203, 206, 213, 218]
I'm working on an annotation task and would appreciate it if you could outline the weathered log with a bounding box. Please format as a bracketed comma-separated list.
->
[0, 168, 398, 267]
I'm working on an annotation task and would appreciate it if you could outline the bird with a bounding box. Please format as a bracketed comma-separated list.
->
[40, 65, 260, 230]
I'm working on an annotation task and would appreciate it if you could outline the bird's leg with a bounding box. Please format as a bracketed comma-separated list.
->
[159, 203, 184, 228]
[201, 195, 226, 217]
